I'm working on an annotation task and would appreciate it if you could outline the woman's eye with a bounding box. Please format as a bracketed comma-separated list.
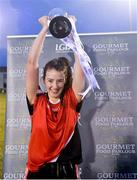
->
[57, 79, 64, 83]
[48, 80, 53, 83]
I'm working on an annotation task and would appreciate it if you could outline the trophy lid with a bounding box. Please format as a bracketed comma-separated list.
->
[48, 8, 67, 19]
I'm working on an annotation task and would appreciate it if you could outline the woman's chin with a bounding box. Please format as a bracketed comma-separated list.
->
[50, 93, 61, 99]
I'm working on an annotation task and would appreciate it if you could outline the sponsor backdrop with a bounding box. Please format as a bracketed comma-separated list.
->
[3, 32, 137, 179]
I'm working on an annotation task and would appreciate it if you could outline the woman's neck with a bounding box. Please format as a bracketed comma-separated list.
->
[49, 98, 60, 104]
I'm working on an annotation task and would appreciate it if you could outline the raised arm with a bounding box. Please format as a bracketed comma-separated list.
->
[26, 16, 49, 105]
[70, 17, 85, 102]
[72, 53, 85, 102]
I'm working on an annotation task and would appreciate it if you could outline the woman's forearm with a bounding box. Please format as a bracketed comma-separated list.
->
[27, 26, 48, 68]
[72, 53, 85, 102]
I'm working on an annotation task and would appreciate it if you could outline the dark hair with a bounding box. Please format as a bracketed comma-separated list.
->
[43, 57, 72, 92]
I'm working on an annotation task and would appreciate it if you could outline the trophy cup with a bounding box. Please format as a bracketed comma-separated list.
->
[48, 8, 72, 38]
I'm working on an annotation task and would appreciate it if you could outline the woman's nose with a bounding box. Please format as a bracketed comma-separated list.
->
[52, 81, 58, 88]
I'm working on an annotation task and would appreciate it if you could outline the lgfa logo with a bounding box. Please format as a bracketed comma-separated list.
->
[56, 43, 71, 52]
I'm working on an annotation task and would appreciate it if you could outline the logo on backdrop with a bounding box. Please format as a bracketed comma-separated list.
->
[96, 143, 136, 155]
[93, 65, 130, 78]
[97, 172, 137, 179]
[55, 43, 72, 53]
[7, 117, 31, 128]
[3, 172, 24, 180]
[94, 90, 132, 101]
[8, 44, 31, 55]
[92, 42, 128, 54]
[5, 144, 28, 155]
[8, 68, 26, 78]
[8, 42, 44, 55]
[7, 91, 26, 102]
[95, 115, 134, 128]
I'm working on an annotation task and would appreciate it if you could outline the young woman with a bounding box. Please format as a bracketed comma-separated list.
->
[24, 16, 85, 179]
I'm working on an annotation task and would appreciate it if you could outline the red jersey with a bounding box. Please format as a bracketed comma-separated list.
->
[27, 88, 79, 172]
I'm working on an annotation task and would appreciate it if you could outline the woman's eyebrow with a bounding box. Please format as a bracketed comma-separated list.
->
[46, 77, 54, 81]
[46, 77, 64, 80]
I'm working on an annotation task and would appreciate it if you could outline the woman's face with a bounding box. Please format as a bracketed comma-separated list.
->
[44, 68, 66, 101]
